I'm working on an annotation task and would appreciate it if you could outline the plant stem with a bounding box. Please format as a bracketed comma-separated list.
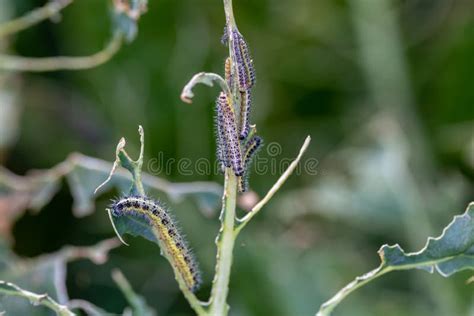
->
[132, 125, 145, 195]
[209, 170, 238, 316]
[0, 0, 73, 38]
[316, 252, 464, 316]
[180, 285, 207, 316]
[206, 2, 240, 314]
[316, 265, 391, 316]
[236, 136, 311, 234]
[223, 0, 236, 28]
[0, 32, 123, 72]
[0, 281, 75, 316]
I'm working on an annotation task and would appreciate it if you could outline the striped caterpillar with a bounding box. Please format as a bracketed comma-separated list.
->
[215, 92, 244, 177]
[110, 195, 201, 292]
[224, 57, 233, 88]
[231, 29, 256, 92]
[239, 89, 251, 140]
[238, 135, 263, 192]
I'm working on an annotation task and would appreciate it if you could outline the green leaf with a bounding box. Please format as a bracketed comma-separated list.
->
[317, 202, 474, 316]
[379, 202, 474, 276]
[180, 72, 230, 104]
[111, 211, 159, 245]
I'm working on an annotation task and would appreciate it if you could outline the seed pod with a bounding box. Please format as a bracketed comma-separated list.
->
[231, 30, 256, 91]
[239, 89, 251, 140]
[238, 135, 263, 192]
[111, 195, 201, 292]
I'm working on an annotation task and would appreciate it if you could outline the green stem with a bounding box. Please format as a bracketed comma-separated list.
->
[208, 170, 238, 316]
[316, 253, 463, 315]
[0, 281, 75, 316]
[223, 0, 236, 28]
[0, 0, 73, 38]
[206, 2, 239, 314]
[132, 125, 145, 195]
[180, 284, 207, 316]
[316, 265, 391, 316]
[235, 136, 311, 235]
[0, 32, 123, 72]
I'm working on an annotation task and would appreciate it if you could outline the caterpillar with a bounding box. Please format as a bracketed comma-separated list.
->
[239, 89, 251, 140]
[221, 25, 229, 45]
[238, 135, 263, 192]
[111, 195, 201, 292]
[216, 92, 244, 177]
[215, 94, 231, 172]
[224, 57, 233, 88]
[231, 30, 256, 91]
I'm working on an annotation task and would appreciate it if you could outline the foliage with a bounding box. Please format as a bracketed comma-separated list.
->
[0, 0, 473, 315]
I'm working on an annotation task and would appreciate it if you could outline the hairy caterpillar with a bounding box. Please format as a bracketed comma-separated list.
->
[224, 57, 233, 88]
[111, 196, 201, 292]
[221, 25, 229, 45]
[215, 92, 244, 176]
[215, 95, 231, 172]
[239, 89, 251, 140]
[231, 30, 256, 91]
[239, 135, 263, 192]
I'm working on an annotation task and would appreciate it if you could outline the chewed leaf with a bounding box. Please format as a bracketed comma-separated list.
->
[181, 72, 230, 103]
[317, 202, 474, 316]
[0, 151, 221, 220]
[379, 202, 474, 276]
[0, 239, 119, 315]
[0, 125, 221, 219]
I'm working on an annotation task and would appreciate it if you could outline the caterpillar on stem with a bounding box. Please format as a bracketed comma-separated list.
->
[231, 29, 256, 91]
[224, 57, 233, 88]
[110, 195, 201, 292]
[238, 135, 263, 192]
[216, 94, 231, 172]
[215, 92, 244, 177]
[239, 89, 251, 140]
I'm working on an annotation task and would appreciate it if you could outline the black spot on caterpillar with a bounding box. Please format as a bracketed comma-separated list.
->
[239, 135, 263, 192]
[111, 195, 201, 292]
[231, 29, 256, 91]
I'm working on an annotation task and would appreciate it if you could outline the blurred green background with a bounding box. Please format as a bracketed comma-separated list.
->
[0, 0, 473, 315]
